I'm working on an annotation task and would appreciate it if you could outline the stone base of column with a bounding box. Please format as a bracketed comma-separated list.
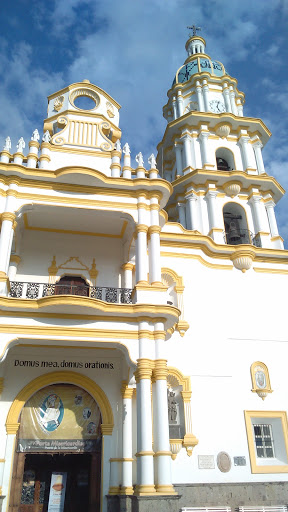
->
[107, 494, 181, 512]
[155, 484, 177, 494]
[134, 484, 156, 495]
[119, 486, 134, 495]
[150, 281, 165, 288]
[109, 486, 121, 495]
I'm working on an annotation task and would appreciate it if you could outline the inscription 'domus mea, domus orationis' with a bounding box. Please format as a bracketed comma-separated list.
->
[13, 358, 115, 369]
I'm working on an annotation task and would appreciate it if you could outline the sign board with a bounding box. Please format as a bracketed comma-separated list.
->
[47, 472, 67, 512]
[198, 455, 215, 469]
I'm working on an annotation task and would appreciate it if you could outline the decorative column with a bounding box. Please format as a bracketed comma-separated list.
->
[148, 196, 162, 286]
[229, 86, 238, 115]
[199, 130, 212, 169]
[177, 202, 186, 229]
[136, 195, 148, 285]
[1, 424, 19, 512]
[0, 212, 16, 295]
[206, 187, 224, 243]
[153, 323, 175, 494]
[249, 194, 270, 248]
[39, 132, 51, 169]
[27, 130, 40, 168]
[135, 357, 155, 495]
[238, 134, 256, 172]
[111, 142, 121, 177]
[252, 140, 265, 174]
[8, 255, 21, 282]
[172, 96, 177, 120]
[223, 83, 232, 112]
[174, 141, 183, 177]
[202, 80, 209, 111]
[122, 263, 133, 289]
[122, 143, 132, 179]
[181, 132, 192, 172]
[186, 193, 200, 231]
[237, 100, 244, 117]
[265, 199, 284, 249]
[176, 90, 184, 117]
[135, 225, 148, 284]
[195, 81, 205, 111]
[120, 383, 134, 495]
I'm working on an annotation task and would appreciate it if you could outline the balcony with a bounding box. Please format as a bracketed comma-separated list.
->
[223, 229, 261, 248]
[9, 282, 133, 304]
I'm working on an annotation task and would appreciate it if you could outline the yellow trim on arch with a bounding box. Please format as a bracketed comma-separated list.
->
[6, 371, 114, 435]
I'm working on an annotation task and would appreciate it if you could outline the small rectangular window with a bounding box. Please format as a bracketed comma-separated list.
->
[253, 424, 275, 458]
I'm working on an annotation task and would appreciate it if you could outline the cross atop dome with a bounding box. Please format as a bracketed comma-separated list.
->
[187, 24, 201, 37]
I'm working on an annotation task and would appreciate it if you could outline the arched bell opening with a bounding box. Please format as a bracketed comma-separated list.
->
[8, 381, 105, 512]
[223, 202, 252, 245]
[216, 147, 235, 171]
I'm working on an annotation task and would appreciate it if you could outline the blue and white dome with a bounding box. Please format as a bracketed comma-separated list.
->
[172, 35, 226, 86]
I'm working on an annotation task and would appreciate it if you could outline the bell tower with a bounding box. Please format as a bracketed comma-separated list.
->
[157, 31, 284, 250]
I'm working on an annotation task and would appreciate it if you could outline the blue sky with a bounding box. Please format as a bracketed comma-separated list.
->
[1, 0, 288, 242]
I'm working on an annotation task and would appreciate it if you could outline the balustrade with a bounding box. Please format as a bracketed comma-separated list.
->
[9, 282, 133, 304]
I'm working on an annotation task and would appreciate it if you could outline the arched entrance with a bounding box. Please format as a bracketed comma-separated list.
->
[6, 373, 114, 512]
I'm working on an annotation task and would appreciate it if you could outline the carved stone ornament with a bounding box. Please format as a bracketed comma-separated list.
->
[54, 95, 64, 112]
[3, 136, 11, 151]
[230, 248, 255, 272]
[135, 152, 144, 167]
[217, 451, 231, 473]
[223, 182, 241, 197]
[216, 124, 231, 138]
[106, 101, 115, 118]
[170, 439, 183, 460]
[16, 137, 25, 152]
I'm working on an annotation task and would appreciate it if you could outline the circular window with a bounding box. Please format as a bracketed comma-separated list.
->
[74, 95, 96, 110]
[69, 87, 99, 111]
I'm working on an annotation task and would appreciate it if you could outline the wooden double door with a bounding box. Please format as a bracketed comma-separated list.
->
[10, 452, 101, 512]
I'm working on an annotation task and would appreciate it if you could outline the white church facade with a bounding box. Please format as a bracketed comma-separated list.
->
[0, 32, 288, 512]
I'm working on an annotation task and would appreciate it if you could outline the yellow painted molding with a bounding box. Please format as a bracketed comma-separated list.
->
[108, 486, 121, 495]
[155, 485, 177, 495]
[6, 423, 20, 435]
[135, 224, 148, 234]
[122, 262, 134, 271]
[119, 486, 134, 495]
[244, 410, 288, 473]
[135, 451, 155, 457]
[153, 451, 172, 457]
[134, 484, 156, 495]
[1, 212, 16, 223]
[250, 361, 273, 400]
[183, 433, 199, 456]
[253, 267, 288, 275]
[135, 359, 154, 382]
[167, 367, 191, 393]
[148, 225, 161, 236]
[121, 381, 134, 399]
[6, 371, 114, 435]
[153, 359, 168, 381]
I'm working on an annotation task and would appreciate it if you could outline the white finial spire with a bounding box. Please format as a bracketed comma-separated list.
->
[3, 136, 11, 151]
[148, 153, 156, 169]
[123, 143, 130, 155]
[31, 129, 40, 141]
[42, 130, 51, 143]
[135, 152, 144, 167]
[115, 139, 121, 151]
[16, 137, 25, 152]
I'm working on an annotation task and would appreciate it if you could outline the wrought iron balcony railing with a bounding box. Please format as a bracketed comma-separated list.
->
[223, 229, 261, 248]
[9, 282, 133, 304]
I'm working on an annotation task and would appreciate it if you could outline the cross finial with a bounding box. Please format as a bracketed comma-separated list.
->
[187, 25, 201, 37]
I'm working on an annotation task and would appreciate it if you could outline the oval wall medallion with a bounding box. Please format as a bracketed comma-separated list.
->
[217, 451, 231, 473]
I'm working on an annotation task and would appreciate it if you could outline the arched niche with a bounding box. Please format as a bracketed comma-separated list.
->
[167, 367, 198, 459]
[6, 371, 114, 435]
[161, 268, 189, 336]
[223, 202, 251, 245]
[216, 147, 235, 171]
